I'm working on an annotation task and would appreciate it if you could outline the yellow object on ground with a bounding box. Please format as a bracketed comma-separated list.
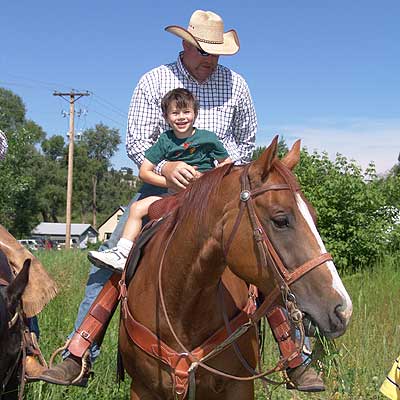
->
[381, 356, 400, 399]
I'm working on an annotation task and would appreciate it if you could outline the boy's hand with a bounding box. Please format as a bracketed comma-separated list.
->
[162, 161, 199, 191]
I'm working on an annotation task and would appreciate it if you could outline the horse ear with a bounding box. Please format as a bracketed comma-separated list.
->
[281, 139, 301, 170]
[6, 259, 30, 313]
[249, 135, 278, 181]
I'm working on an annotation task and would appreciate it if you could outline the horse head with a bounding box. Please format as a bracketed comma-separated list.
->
[224, 136, 352, 339]
[0, 254, 30, 386]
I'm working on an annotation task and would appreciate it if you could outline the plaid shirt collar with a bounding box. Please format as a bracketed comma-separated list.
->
[176, 52, 217, 85]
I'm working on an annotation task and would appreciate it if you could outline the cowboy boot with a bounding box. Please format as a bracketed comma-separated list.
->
[39, 273, 120, 386]
[0, 225, 57, 317]
[286, 363, 325, 392]
[267, 306, 325, 392]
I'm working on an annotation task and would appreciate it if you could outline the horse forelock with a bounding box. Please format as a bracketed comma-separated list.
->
[271, 159, 300, 194]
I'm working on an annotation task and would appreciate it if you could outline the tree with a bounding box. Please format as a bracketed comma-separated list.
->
[0, 88, 46, 236]
[42, 135, 66, 161]
[0, 88, 26, 132]
[35, 135, 67, 222]
[73, 124, 121, 226]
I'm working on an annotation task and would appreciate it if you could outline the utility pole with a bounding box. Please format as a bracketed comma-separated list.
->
[53, 90, 90, 249]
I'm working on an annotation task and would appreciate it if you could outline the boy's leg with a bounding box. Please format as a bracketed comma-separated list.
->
[122, 196, 162, 240]
[88, 196, 162, 272]
[39, 184, 167, 386]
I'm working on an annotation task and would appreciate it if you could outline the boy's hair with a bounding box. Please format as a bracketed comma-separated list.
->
[161, 88, 199, 117]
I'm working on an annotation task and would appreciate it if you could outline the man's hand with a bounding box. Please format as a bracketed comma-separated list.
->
[162, 161, 201, 191]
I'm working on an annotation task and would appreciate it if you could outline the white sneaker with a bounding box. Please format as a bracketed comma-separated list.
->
[87, 247, 127, 272]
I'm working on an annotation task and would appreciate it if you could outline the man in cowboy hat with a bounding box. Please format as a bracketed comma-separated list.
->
[40, 10, 323, 392]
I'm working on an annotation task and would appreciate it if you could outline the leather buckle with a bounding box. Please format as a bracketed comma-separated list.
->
[80, 330, 91, 340]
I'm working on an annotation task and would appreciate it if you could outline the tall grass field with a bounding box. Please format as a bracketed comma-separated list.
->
[21, 250, 400, 400]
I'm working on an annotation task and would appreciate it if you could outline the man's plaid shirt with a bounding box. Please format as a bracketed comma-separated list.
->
[126, 53, 257, 169]
[0, 130, 7, 161]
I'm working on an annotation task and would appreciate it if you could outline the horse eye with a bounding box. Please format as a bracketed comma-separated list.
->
[272, 216, 289, 229]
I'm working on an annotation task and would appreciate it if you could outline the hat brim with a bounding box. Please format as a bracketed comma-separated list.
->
[165, 25, 240, 56]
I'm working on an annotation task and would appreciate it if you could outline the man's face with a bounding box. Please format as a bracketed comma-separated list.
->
[181, 41, 219, 83]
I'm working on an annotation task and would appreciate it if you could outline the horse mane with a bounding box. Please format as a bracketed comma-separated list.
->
[172, 163, 235, 228]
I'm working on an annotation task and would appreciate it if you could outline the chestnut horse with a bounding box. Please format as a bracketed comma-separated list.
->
[119, 137, 353, 400]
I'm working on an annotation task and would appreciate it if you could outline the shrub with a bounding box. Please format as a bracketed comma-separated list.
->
[295, 150, 393, 271]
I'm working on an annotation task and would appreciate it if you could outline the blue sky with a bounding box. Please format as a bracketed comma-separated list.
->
[1, 1, 399, 174]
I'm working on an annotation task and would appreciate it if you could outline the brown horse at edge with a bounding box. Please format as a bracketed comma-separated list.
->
[119, 137, 353, 399]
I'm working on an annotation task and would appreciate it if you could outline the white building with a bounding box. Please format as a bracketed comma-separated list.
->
[31, 222, 98, 249]
[97, 206, 126, 241]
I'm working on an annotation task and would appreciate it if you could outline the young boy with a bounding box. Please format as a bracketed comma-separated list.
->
[88, 88, 231, 272]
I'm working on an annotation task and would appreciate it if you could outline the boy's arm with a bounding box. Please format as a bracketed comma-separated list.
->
[139, 159, 168, 188]
[215, 157, 232, 168]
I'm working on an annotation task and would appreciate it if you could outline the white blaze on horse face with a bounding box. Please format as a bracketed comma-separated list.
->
[295, 194, 353, 320]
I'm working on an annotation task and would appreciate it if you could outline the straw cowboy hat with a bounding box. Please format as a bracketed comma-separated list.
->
[165, 10, 240, 56]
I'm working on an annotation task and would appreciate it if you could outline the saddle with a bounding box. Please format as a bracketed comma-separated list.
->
[125, 194, 181, 285]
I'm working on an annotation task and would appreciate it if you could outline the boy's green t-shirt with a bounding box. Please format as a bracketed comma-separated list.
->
[144, 128, 229, 172]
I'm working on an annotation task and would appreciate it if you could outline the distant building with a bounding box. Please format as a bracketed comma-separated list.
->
[31, 222, 98, 249]
[120, 167, 133, 176]
[97, 206, 126, 241]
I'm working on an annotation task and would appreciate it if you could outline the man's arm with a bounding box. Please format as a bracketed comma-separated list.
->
[0, 130, 8, 161]
[126, 79, 164, 170]
[231, 77, 257, 164]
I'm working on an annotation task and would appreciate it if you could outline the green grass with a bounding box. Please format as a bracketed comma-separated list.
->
[23, 250, 400, 399]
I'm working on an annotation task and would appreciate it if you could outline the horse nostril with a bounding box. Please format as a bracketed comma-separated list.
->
[334, 303, 352, 327]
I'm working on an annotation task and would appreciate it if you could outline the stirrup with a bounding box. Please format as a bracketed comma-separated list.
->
[49, 339, 91, 385]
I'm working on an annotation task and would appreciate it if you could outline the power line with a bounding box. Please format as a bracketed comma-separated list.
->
[90, 92, 127, 118]
[2, 72, 83, 92]
[90, 109, 126, 129]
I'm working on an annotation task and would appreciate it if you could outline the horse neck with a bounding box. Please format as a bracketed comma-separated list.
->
[160, 175, 243, 318]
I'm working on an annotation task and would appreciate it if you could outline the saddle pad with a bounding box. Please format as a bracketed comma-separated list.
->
[125, 218, 167, 286]
[148, 195, 181, 221]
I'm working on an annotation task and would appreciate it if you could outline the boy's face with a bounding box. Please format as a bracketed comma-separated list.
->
[165, 100, 196, 138]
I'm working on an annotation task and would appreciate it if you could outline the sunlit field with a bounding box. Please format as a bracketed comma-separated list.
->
[22, 250, 399, 400]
